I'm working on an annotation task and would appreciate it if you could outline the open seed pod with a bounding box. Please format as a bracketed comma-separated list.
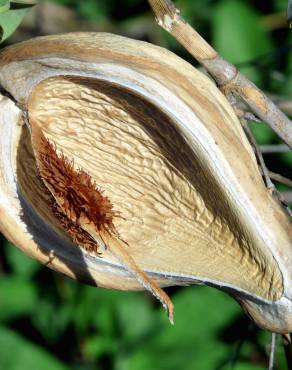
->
[0, 33, 291, 332]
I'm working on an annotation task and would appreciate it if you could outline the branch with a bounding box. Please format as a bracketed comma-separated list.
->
[260, 144, 291, 154]
[281, 191, 292, 203]
[269, 171, 292, 188]
[278, 100, 292, 116]
[268, 333, 277, 370]
[288, 0, 292, 27]
[148, 0, 292, 149]
[241, 121, 274, 189]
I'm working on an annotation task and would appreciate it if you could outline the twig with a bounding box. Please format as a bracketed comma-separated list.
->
[269, 172, 292, 187]
[260, 144, 291, 154]
[288, 0, 292, 27]
[262, 12, 288, 31]
[268, 333, 277, 370]
[270, 176, 292, 212]
[242, 124, 292, 216]
[241, 121, 274, 189]
[148, 0, 292, 148]
[277, 100, 292, 116]
[281, 191, 292, 203]
[230, 97, 292, 117]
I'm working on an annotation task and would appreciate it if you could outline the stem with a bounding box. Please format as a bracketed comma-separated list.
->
[260, 144, 290, 154]
[268, 333, 277, 370]
[148, 0, 292, 148]
[269, 172, 292, 188]
[242, 121, 274, 189]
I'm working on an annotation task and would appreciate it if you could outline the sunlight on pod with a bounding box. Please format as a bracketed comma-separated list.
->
[0, 33, 291, 333]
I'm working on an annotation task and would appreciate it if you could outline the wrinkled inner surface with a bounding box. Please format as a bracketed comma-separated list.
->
[20, 76, 283, 300]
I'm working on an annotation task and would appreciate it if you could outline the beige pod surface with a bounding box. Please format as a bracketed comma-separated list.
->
[0, 33, 291, 332]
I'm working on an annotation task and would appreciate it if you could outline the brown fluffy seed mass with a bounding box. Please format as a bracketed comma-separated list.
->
[48, 197, 100, 253]
[33, 129, 119, 254]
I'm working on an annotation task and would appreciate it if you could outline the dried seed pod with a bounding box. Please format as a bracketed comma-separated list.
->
[0, 33, 291, 332]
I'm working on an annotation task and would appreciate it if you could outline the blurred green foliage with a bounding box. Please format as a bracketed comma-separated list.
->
[0, 1, 35, 42]
[0, 0, 292, 369]
[1, 242, 282, 370]
[212, 0, 273, 83]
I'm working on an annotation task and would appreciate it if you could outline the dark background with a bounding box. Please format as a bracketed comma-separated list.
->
[0, 1, 292, 369]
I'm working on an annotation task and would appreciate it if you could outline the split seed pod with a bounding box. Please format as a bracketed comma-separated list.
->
[0, 33, 291, 332]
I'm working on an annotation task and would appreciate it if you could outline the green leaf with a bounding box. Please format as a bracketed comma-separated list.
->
[114, 287, 242, 370]
[249, 122, 277, 145]
[276, 347, 289, 370]
[116, 293, 154, 342]
[0, 0, 10, 13]
[73, 286, 103, 333]
[0, 277, 37, 321]
[156, 286, 240, 347]
[0, 0, 9, 6]
[4, 241, 40, 278]
[258, 331, 288, 369]
[212, 0, 274, 83]
[73, 286, 121, 334]
[275, 0, 289, 12]
[0, 3, 35, 43]
[92, 300, 116, 335]
[233, 363, 264, 370]
[279, 151, 292, 166]
[0, 325, 68, 370]
[76, 0, 110, 23]
[83, 335, 117, 360]
[31, 299, 72, 343]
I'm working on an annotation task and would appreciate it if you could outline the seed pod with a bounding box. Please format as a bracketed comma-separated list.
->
[0, 33, 291, 332]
